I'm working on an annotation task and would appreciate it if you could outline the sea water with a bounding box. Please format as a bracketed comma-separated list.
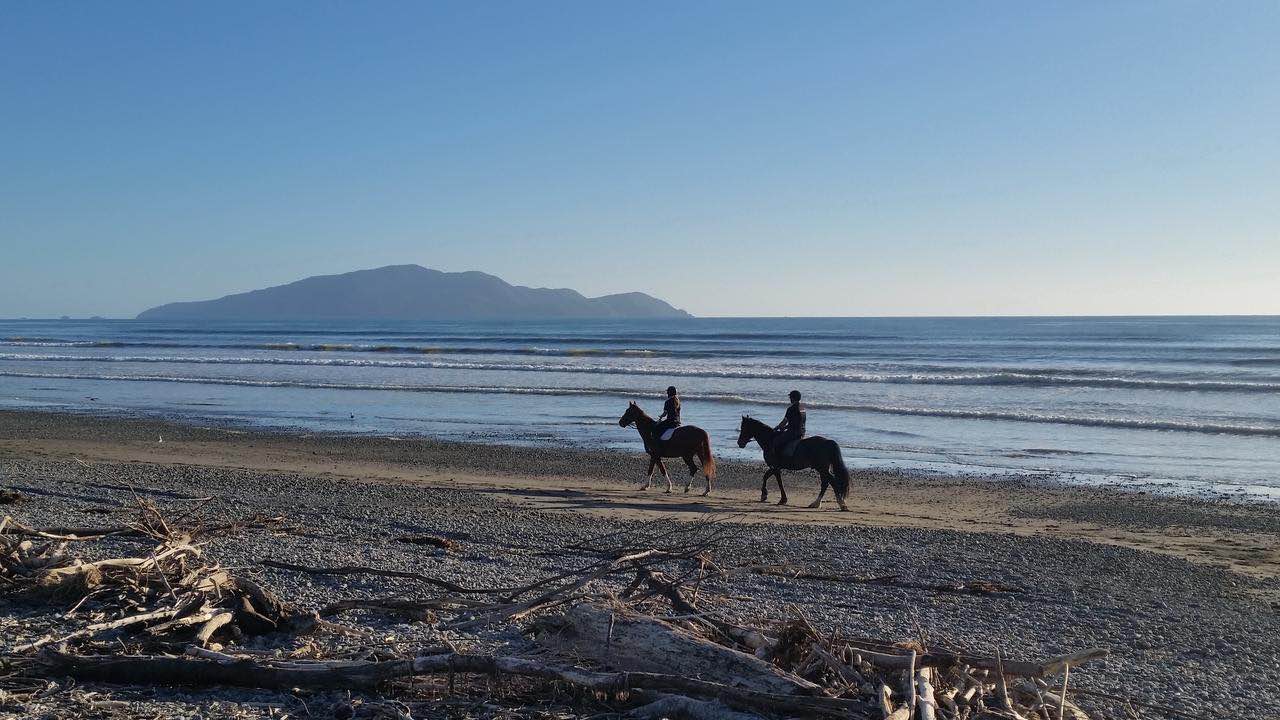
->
[2, 316, 1278, 499]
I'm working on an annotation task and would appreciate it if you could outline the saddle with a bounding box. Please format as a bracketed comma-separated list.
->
[766, 437, 805, 469]
[647, 427, 678, 454]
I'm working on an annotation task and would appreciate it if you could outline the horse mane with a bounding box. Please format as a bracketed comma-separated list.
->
[741, 415, 772, 435]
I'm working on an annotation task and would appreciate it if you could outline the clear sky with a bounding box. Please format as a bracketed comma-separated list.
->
[2, 2, 1277, 318]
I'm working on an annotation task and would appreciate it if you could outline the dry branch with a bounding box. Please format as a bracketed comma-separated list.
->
[260, 559, 488, 594]
[747, 563, 1027, 597]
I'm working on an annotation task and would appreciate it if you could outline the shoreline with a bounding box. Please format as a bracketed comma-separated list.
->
[11, 399, 1280, 506]
[2, 408, 1278, 580]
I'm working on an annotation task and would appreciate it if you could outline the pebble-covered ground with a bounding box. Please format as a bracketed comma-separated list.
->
[3, 444, 1278, 719]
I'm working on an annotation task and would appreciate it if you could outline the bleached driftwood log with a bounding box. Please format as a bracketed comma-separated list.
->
[915, 669, 937, 720]
[34, 649, 873, 717]
[539, 603, 820, 697]
[630, 693, 766, 720]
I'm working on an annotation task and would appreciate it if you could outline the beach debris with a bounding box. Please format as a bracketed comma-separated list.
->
[2, 506, 1114, 719]
[392, 533, 460, 551]
[0, 488, 20, 505]
[745, 562, 1028, 598]
[1, 501, 314, 655]
[535, 602, 821, 696]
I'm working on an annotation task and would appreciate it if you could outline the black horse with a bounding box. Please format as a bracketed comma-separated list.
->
[737, 415, 850, 511]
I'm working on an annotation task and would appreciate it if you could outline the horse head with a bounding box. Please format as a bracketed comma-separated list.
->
[738, 415, 758, 448]
[619, 401, 639, 427]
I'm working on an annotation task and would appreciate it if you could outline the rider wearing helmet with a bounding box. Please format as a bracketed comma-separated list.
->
[651, 386, 681, 446]
[771, 390, 806, 460]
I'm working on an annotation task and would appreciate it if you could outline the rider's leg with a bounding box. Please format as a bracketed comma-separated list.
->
[770, 432, 789, 464]
[651, 420, 673, 449]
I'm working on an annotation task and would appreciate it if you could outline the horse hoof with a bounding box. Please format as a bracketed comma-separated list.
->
[777, 499, 787, 506]
[839, 505, 850, 512]
[702, 490, 710, 497]
[807, 502, 821, 509]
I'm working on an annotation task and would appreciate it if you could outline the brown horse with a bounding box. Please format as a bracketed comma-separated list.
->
[737, 415, 850, 510]
[619, 402, 717, 494]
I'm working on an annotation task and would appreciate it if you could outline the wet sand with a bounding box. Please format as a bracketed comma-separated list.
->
[2, 409, 1277, 580]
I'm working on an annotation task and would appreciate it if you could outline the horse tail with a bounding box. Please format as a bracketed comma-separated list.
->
[829, 440, 849, 502]
[698, 430, 717, 481]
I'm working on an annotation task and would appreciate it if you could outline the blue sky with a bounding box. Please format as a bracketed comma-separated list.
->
[2, 1, 1277, 317]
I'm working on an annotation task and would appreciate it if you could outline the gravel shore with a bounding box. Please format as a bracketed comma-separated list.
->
[2, 410, 1278, 718]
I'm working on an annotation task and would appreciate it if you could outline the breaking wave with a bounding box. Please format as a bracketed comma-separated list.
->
[2, 353, 1277, 393]
[4, 370, 1279, 438]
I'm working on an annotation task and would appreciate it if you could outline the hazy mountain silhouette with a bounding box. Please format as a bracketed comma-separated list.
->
[136, 265, 692, 320]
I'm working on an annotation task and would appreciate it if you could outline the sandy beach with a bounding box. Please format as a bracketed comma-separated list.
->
[2, 409, 1279, 717]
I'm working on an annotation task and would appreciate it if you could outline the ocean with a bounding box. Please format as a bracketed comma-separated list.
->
[2, 316, 1278, 499]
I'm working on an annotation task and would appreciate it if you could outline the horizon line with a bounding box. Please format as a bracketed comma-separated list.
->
[3, 313, 1279, 322]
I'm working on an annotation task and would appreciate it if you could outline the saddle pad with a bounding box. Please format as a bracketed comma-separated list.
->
[660, 428, 677, 441]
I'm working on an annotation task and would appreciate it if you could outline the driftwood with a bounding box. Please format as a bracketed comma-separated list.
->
[631, 693, 766, 720]
[319, 596, 485, 619]
[4, 505, 313, 657]
[845, 642, 1107, 679]
[539, 602, 820, 697]
[15, 603, 193, 653]
[0, 513, 289, 543]
[916, 669, 937, 720]
[193, 612, 234, 647]
[3, 501, 1127, 720]
[393, 534, 459, 551]
[36, 648, 873, 717]
[260, 558, 485, 594]
[747, 563, 1026, 597]
[636, 569, 774, 652]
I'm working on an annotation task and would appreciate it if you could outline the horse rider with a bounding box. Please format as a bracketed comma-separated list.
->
[771, 389, 806, 461]
[651, 386, 681, 447]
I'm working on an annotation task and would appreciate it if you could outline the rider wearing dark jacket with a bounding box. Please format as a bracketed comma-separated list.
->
[652, 386, 681, 445]
[771, 390, 805, 459]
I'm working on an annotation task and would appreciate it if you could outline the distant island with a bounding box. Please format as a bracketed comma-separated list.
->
[136, 265, 692, 320]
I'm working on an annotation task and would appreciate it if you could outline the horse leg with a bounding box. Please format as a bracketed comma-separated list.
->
[682, 455, 697, 493]
[656, 458, 673, 493]
[640, 457, 656, 490]
[759, 469, 771, 502]
[831, 462, 849, 511]
[809, 468, 830, 508]
[775, 469, 787, 505]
